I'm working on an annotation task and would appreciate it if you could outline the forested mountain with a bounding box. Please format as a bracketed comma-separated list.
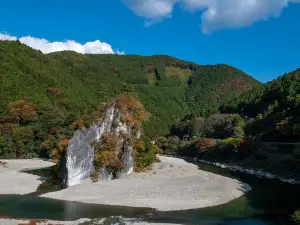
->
[222, 68, 300, 141]
[186, 65, 261, 116]
[0, 40, 259, 158]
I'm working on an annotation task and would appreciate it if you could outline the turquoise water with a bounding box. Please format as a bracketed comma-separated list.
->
[0, 161, 299, 224]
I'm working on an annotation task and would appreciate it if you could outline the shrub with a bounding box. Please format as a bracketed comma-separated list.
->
[51, 139, 69, 164]
[151, 144, 163, 154]
[195, 138, 216, 152]
[222, 137, 242, 152]
[0, 135, 15, 158]
[94, 150, 123, 169]
[134, 135, 157, 171]
[203, 114, 244, 139]
[133, 140, 145, 152]
[71, 120, 85, 130]
[47, 87, 63, 97]
[291, 210, 300, 224]
[135, 151, 156, 170]
[90, 171, 99, 183]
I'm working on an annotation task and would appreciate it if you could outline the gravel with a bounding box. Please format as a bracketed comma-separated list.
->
[42, 156, 250, 211]
[0, 156, 250, 224]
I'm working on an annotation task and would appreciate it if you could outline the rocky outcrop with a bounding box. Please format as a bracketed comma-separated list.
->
[60, 96, 144, 188]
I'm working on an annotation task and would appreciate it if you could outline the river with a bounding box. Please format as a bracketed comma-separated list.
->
[0, 161, 299, 225]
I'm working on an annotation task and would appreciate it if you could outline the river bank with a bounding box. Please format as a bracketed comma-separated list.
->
[1, 156, 300, 225]
[0, 159, 54, 195]
[0, 156, 250, 212]
[41, 156, 250, 211]
[0, 217, 182, 225]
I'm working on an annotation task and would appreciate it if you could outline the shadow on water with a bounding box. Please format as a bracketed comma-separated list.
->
[0, 194, 155, 221]
[0, 166, 155, 221]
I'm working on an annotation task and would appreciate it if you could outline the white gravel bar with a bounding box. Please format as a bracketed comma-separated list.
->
[0, 156, 250, 224]
[0, 159, 54, 195]
[42, 156, 250, 211]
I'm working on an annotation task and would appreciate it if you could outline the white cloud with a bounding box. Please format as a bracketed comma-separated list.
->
[122, 0, 177, 24]
[0, 33, 124, 54]
[0, 33, 17, 41]
[122, 0, 300, 33]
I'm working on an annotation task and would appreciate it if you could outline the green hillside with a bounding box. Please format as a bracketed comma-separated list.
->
[186, 64, 262, 116]
[0, 40, 259, 158]
[222, 68, 300, 141]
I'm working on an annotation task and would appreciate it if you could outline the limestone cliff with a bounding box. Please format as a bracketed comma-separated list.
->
[60, 95, 145, 188]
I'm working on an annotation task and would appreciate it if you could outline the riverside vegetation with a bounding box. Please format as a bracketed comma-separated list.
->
[1, 40, 300, 177]
[1, 40, 300, 181]
[0, 40, 259, 159]
[1, 40, 300, 223]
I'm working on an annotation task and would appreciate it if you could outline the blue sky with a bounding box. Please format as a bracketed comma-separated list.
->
[1, 0, 300, 83]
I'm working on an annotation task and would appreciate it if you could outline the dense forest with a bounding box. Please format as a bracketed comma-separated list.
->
[222, 68, 300, 142]
[162, 69, 300, 180]
[0, 40, 259, 158]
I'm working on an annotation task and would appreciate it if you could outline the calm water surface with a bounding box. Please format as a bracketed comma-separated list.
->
[0, 162, 299, 224]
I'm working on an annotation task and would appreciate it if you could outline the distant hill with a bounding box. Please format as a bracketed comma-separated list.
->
[0, 41, 260, 137]
[186, 64, 261, 116]
[222, 68, 300, 141]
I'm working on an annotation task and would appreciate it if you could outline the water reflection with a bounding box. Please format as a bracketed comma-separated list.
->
[1, 162, 299, 224]
[0, 195, 154, 221]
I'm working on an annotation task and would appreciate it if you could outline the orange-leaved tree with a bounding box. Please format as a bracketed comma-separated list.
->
[51, 139, 69, 164]
[7, 100, 37, 124]
[113, 94, 145, 126]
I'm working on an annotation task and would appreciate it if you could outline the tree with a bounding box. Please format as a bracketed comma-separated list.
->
[0, 135, 15, 158]
[121, 83, 138, 99]
[7, 100, 37, 124]
[203, 114, 244, 139]
[195, 138, 216, 152]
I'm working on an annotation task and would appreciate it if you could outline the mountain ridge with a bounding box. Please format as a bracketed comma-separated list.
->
[0, 40, 262, 159]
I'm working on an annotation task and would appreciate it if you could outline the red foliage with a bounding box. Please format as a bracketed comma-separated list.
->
[46, 88, 63, 97]
[240, 138, 249, 145]
[142, 65, 155, 73]
[111, 67, 119, 73]
[195, 138, 216, 152]
[49, 127, 57, 134]
[211, 77, 250, 99]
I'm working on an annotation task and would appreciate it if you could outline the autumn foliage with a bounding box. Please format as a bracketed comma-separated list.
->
[71, 119, 85, 130]
[95, 150, 123, 169]
[51, 139, 69, 164]
[195, 138, 216, 152]
[113, 94, 145, 126]
[142, 64, 155, 73]
[7, 100, 37, 124]
[93, 133, 123, 170]
[133, 140, 145, 152]
[47, 87, 63, 97]
[111, 67, 119, 73]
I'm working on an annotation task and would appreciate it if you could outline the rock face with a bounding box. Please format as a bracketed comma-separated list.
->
[60, 104, 139, 188]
